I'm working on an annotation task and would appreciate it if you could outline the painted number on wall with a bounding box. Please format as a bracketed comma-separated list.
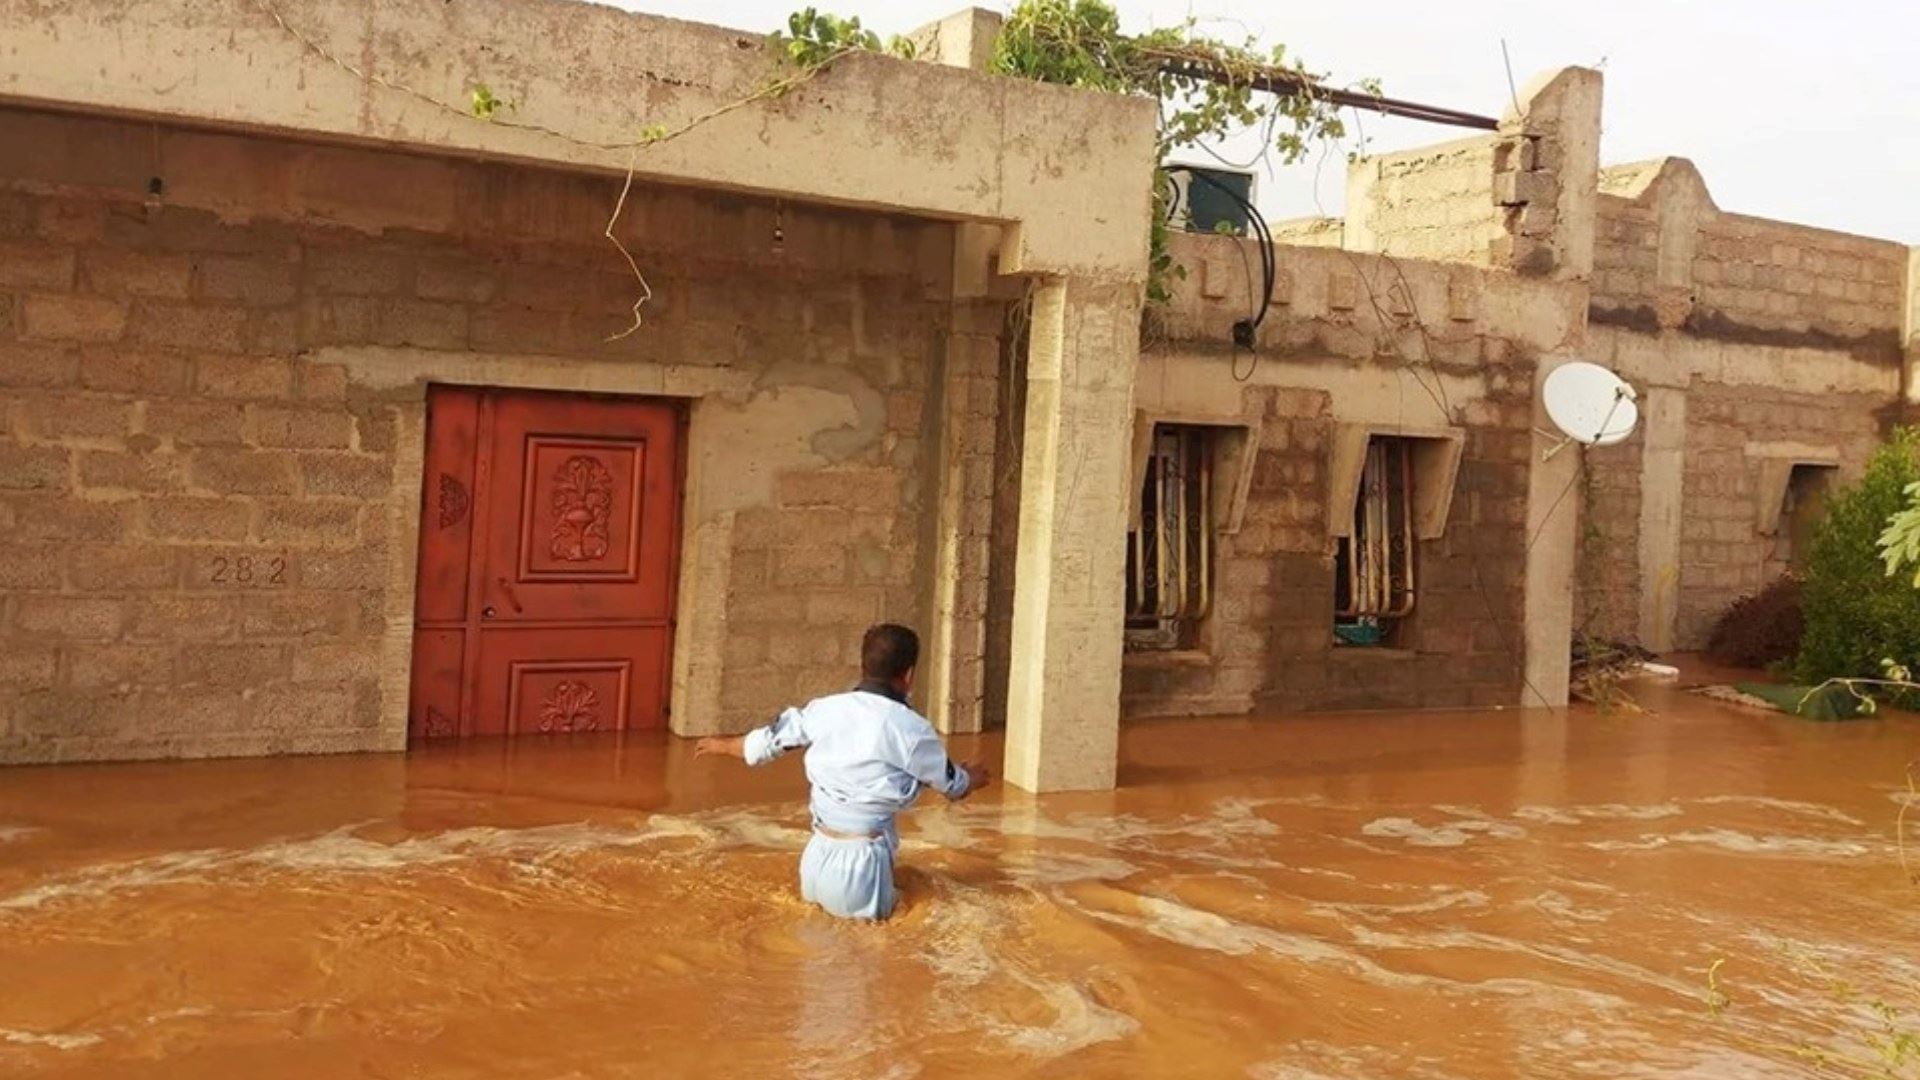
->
[208, 555, 290, 587]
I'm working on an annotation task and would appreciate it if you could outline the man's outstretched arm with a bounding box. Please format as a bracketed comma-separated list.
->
[696, 707, 809, 766]
[693, 734, 747, 758]
[899, 722, 992, 800]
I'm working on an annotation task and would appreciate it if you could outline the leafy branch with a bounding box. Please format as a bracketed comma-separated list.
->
[776, 7, 916, 66]
[990, 0, 1367, 302]
[1879, 481, 1920, 587]
[1705, 951, 1920, 1079]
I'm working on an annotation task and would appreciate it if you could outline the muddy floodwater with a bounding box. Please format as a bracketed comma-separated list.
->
[2, 674, 1916, 1078]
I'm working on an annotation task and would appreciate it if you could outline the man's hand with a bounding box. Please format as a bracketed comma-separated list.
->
[960, 760, 993, 792]
[695, 735, 744, 759]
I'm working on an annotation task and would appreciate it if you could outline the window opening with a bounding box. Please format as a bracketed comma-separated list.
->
[1335, 437, 1415, 646]
[1777, 463, 1837, 569]
[1126, 425, 1214, 650]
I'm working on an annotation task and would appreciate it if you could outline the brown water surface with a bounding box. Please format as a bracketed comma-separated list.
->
[2, 674, 1916, 1078]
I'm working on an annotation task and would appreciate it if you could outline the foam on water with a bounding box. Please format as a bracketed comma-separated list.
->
[1312, 889, 1491, 919]
[1531, 890, 1612, 924]
[1586, 829, 1874, 858]
[986, 968, 1139, 1057]
[1513, 803, 1684, 825]
[1693, 795, 1864, 825]
[2, 1028, 102, 1051]
[0, 810, 808, 912]
[1360, 816, 1526, 848]
[999, 850, 1140, 886]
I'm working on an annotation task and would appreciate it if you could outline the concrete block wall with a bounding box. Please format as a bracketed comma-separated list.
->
[1670, 386, 1884, 648]
[0, 107, 979, 762]
[1576, 157, 1909, 650]
[1344, 136, 1501, 265]
[1123, 235, 1578, 716]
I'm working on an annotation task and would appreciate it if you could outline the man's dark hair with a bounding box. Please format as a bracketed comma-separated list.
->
[861, 623, 919, 682]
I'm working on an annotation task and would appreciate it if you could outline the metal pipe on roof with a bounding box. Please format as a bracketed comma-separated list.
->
[1142, 48, 1502, 132]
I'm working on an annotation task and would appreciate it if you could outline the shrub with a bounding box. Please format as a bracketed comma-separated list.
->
[1704, 576, 1803, 670]
[1793, 427, 1920, 685]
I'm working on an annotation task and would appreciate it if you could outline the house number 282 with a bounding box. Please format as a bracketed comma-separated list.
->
[210, 556, 288, 586]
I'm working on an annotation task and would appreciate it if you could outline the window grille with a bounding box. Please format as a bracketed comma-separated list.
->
[1335, 437, 1416, 638]
[1126, 425, 1213, 649]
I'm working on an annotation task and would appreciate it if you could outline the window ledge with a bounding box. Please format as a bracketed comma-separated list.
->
[1328, 646, 1420, 661]
[1123, 649, 1214, 669]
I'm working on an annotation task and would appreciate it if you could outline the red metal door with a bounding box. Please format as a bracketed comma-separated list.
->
[410, 386, 682, 740]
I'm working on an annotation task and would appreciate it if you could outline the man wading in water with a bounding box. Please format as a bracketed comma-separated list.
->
[695, 623, 990, 920]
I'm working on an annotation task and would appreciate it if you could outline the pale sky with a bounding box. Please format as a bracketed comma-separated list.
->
[612, 1, 1918, 243]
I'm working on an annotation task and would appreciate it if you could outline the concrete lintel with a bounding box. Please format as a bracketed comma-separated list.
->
[1126, 409, 1264, 535]
[0, 0, 1156, 284]
[1326, 423, 1465, 541]
[1751, 451, 1841, 537]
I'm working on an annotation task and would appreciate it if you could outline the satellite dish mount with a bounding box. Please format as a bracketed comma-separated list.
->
[1539, 361, 1640, 460]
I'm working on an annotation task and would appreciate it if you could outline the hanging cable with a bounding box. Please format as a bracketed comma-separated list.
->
[1165, 165, 1275, 357]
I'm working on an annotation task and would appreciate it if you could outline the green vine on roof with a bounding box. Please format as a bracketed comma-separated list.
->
[784, 0, 1375, 302]
[776, 7, 918, 67]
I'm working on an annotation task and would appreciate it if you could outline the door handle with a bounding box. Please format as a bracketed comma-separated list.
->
[495, 577, 524, 615]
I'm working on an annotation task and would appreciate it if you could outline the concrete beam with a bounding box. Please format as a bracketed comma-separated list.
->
[0, 0, 1155, 284]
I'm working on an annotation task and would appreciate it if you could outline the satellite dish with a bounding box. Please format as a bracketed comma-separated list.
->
[1543, 362, 1639, 447]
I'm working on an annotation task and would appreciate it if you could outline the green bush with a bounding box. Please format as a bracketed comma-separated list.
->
[1793, 427, 1920, 686]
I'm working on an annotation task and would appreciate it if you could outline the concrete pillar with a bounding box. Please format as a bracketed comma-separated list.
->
[1635, 384, 1688, 652]
[921, 225, 1016, 735]
[1515, 66, 1602, 708]
[1523, 357, 1580, 708]
[1003, 277, 1141, 792]
[1904, 246, 1920, 418]
[910, 8, 1004, 72]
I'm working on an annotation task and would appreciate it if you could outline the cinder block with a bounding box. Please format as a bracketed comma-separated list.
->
[0, 444, 70, 491]
[803, 589, 883, 627]
[299, 295, 374, 346]
[774, 545, 849, 587]
[415, 261, 499, 304]
[83, 250, 193, 299]
[67, 644, 175, 689]
[306, 246, 410, 296]
[143, 497, 251, 542]
[28, 396, 135, 441]
[299, 454, 390, 500]
[128, 301, 245, 351]
[0, 241, 76, 290]
[245, 406, 354, 449]
[145, 400, 247, 446]
[6, 495, 130, 541]
[195, 254, 298, 306]
[178, 642, 293, 686]
[0, 544, 61, 589]
[77, 349, 190, 395]
[190, 450, 298, 496]
[21, 295, 126, 342]
[196, 356, 294, 400]
[127, 595, 237, 642]
[297, 363, 350, 402]
[238, 592, 351, 637]
[372, 299, 468, 350]
[67, 544, 178, 591]
[14, 595, 124, 640]
[0, 343, 79, 389]
[0, 641, 57, 685]
[257, 500, 360, 545]
[1493, 169, 1556, 207]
